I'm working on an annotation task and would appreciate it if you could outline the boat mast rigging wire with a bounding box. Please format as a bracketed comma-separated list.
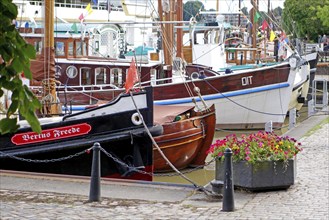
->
[129, 91, 220, 198]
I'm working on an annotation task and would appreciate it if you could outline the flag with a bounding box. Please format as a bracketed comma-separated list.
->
[254, 11, 261, 23]
[261, 20, 269, 31]
[280, 31, 289, 44]
[270, 30, 276, 42]
[71, 23, 78, 34]
[79, 3, 93, 22]
[125, 58, 139, 93]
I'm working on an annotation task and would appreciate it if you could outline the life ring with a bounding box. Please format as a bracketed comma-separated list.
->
[131, 112, 143, 125]
[191, 72, 199, 79]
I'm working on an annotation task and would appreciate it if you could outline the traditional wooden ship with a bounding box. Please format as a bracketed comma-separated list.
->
[0, 88, 163, 181]
[16, 0, 305, 130]
[0, 0, 165, 181]
[153, 104, 216, 172]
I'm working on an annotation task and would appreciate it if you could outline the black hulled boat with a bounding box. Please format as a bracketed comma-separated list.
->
[0, 88, 162, 181]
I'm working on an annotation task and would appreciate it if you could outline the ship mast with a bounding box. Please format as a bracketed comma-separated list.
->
[158, 0, 175, 66]
[176, 0, 183, 59]
[43, 0, 59, 116]
[250, 0, 258, 48]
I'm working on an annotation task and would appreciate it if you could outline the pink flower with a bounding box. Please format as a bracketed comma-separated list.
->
[207, 131, 301, 164]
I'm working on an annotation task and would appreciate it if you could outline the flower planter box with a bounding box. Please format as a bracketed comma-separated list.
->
[213, 158, 296, 191]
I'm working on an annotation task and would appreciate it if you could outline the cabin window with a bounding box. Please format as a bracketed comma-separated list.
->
[34, 41, 42, 54]
[55, 41, 65, 56]
[82, 41, 87, 56]
[80, 67, 92, 85]
[95, 41, 99, 52]
[66, 66, 78, 79]
[95, 67, 107, 84]
[68, 42, 74, 56]
[150, 68, 157, 86]
[76, 41, 82, 56]
[110, 68, 122, 87]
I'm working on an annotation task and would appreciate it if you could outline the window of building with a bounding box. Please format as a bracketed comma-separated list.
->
[76, 41, 82, 56]
[68, 42, 74, 56]
[55, 41, 65, 56]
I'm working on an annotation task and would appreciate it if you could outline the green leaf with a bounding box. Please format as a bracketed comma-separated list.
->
[11, 57, 24, 73]
[10, 88, 20, 100]
[23, 86, 41, 108]
[0, 0, 40, 134]
[22, 66, 32, 80]
[0, 118, 19, 135]
[1, 1, 18, 20]
[7, 100, 18, 117]
[23, 44, 37, 59]
[24, 110, 41, 133]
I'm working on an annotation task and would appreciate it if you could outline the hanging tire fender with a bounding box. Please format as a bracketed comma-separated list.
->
[131, 112, 143, 126]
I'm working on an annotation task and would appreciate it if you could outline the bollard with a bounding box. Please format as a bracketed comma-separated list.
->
[210, 157, 224, 195]
[289, 108, 296, 130]
[89, 142, 101, 202]
[308, 99, 315, 116]
[222, 148, 235, 212]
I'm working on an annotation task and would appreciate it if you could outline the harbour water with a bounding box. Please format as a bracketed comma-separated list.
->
[154, 106, 310, 185]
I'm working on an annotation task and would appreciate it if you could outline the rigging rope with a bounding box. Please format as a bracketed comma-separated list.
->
[129, 91, 218, 197]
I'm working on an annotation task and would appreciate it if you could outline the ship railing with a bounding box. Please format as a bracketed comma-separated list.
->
[30, 84, 124, 94]
[27, 0, 123, 11]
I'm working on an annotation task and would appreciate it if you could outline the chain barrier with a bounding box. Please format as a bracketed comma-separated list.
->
[0, 146, 215, 177]
[0, 147, 92, 163]
[99, 146, 151, 176]
[99, 146, 216, 177]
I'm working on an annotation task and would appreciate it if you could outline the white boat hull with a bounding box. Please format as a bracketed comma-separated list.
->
[288, 63, 310, 111]
[154, 66, 297, 129]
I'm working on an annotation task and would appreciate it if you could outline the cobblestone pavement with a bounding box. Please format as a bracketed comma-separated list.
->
[1, 121, 328, 220]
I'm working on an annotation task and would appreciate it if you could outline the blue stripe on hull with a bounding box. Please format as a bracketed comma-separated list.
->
[62, 106, 87, 111]
[154, 83, 290, 105]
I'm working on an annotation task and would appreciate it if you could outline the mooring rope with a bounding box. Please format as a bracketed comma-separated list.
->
[129, 91, 219, 197]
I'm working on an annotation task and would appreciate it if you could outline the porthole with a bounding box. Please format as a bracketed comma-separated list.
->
[66, 65, 78, 79]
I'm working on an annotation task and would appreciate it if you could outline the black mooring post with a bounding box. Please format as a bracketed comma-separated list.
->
[222, 148, 235, 212]
[210, 157, 224, 195]
[89, 142, 101, 202]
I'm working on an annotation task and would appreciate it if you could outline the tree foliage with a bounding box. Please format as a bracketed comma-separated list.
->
[282, 0, 329, 41]
[183, 0, 205, 22]
[241, 7, 249, 16]
[0, 0, 41, 134]
[317, 1, 329, 28]
[272, 7, 282, 17]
